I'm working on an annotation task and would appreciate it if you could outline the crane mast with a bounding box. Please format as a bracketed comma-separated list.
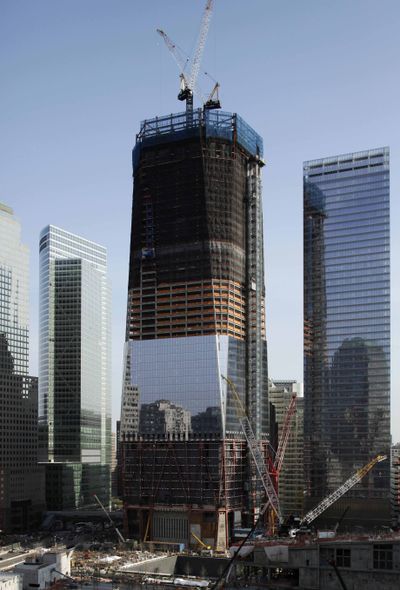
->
[189, 0, 214, 96]
[222, 376, 282, 524]
[93, 493, 126, 544]
[157, 0, 217, 113]
[274, 393, 297, 474]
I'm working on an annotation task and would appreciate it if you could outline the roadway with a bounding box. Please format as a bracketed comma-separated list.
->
[0, 549, 37, 571]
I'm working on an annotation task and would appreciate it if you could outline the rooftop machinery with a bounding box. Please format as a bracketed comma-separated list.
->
[157, 0, 221, 112]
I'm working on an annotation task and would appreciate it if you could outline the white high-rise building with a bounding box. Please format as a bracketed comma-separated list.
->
[39, 225, 111, 509]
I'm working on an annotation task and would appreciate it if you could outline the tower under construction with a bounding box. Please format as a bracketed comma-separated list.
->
[120, 108, 268, 549]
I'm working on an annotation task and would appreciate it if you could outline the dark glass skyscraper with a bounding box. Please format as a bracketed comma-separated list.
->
[120, 109, 268, 549]
[303, 147, 391, 526]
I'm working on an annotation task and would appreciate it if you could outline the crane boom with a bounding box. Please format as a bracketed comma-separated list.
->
[93, 493, 126, 544]
[274, 394, 297, 474]
[189, 0, 214, 93]
[191, 531, 211, 550]
[157, 0, 218, 112]
[301, 454, 387, 527]
[156, 28, 206, 106]
[156, 29, 189, 86]
[222, 376, 282, 523]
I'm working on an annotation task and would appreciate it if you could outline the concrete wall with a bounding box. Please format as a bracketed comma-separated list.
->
[319, 569, 400, 590]
[0, 574, 22, 590]
[249, 540, 400, 590]
[14, 550, 71, 590]
[120, 555, 231, 580]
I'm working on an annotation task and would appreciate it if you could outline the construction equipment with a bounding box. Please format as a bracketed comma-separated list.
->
[92, 493, 126, 544]
[222, 376, 282, 525]
[156, 30, 192, 100]
[266, 392, 297, 532]
[157, 0, 218, 112]
[289, 454, 387, 537]
[211, 506, 267, 590]
[191, 531, 211, 550]
[214, 378, 387, 588]
[204, 72, 221, 110]
[274, 393, 297, 474]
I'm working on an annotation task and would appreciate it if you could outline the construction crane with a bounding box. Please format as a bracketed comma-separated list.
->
[156, 30, 191, 100]
[92, 493, 126, 544]
[222, 376, 282, 525]
[274, 393, 297, 475]
[157, 0, 219, 112]
[204, 72, 221, 110]
[264, 392, 298, 533]
[223, 378, 297, 534]
[191, 531, 211, 551]
[289, 454, 387, 537]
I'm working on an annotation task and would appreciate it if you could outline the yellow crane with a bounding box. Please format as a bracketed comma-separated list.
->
[289, 454, 387, 536]
[191, 531, 211, 550]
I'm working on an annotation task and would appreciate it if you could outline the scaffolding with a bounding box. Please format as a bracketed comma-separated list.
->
[121, 108, 269, 546]
[121, 434, 249, 547]
[133, 109, 263, 169]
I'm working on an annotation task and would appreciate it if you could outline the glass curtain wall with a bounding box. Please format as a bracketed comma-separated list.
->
[303, 148, 390, 523]
[39, 225, 111, 508]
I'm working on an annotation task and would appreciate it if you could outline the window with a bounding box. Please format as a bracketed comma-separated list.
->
[336, 548, 351, 568]
[373, 544, 393, 570]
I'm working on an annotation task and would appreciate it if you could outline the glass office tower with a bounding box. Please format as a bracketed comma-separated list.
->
[39, 226, 111, 509]
[0, 203, 44, 532]
[121, 109, 268, 549]
[0, 203, 29, 375]
[303, 148, 391, 526]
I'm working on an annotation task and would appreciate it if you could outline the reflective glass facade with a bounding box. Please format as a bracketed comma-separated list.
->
[303, 148, 390, 523]
[0, 203, 44, 532]
[0, 203, 29, 375]
[39, 226, 111, 508]
[127, 335, 246, 437]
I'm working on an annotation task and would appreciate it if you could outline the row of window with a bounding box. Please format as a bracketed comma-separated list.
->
[320, 544, 393, 570]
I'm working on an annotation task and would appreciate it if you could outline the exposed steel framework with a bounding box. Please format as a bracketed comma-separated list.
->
[120, 109, 267, 548]
[121, 435, 271, 547]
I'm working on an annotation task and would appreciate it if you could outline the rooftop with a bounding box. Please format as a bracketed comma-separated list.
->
[133, 108, 263, 168]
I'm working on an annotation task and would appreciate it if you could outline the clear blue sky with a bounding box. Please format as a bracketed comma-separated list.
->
[1, 0, 399, 440]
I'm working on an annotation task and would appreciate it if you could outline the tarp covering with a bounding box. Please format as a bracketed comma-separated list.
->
[264, 545, 289, 562]
[228, 545, 254, 558]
